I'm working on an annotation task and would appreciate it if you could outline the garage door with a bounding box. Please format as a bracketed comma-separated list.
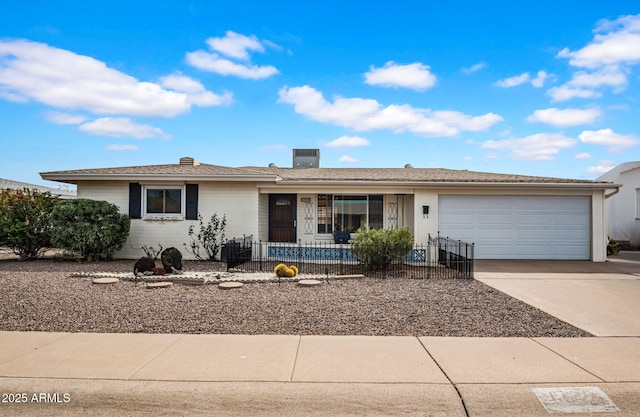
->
[438, 196, 591, 260]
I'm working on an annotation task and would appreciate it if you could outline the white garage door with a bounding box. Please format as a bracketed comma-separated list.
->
[438, 196, 591, 260]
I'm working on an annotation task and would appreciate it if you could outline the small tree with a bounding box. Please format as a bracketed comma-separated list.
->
[0, 188, 56, 260]
[351, 227, 414, 271]
[183, 212, 226, 261]
[50, 199, 130, 260]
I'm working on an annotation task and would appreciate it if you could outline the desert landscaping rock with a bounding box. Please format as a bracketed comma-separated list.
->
[219, 281, 244, 290]
[298, 279, 322, 287]
[0, 259, 592, 337]
[92, 277, 119, 285]
[146, 282, 173, 289]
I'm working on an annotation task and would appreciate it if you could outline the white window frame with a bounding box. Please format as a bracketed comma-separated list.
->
[141, 184, 186, 220]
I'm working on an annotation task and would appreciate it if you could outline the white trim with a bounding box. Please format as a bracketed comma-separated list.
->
[141, 184, 186, 219]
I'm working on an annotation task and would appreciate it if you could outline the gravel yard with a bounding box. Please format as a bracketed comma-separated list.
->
[0, 259, 592, 337]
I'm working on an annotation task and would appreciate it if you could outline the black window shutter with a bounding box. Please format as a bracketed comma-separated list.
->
[185, 184, 199, 220]
[129, 183, 142, 219]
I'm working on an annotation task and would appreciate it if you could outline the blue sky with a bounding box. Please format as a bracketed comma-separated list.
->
[1, 1, 639, 187]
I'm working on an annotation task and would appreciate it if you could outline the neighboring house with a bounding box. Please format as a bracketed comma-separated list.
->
[41, 151, 618, 261]
[597, 161, 640, 248]
[0, 178, 76, 199]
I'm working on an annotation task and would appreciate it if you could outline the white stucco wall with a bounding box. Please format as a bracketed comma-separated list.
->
[598, 164, 640, 246]
[76, 181, 261, 260]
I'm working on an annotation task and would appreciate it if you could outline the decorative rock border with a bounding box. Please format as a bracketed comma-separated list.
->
[72, 271, 349, 285]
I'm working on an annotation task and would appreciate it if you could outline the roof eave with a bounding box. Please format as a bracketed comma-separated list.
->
[266, 179, 619, 190]
[40, 173, 279, 184]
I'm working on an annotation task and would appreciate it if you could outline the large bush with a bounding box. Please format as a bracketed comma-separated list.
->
[0, 188, 56, 260]
[351, 227, 414, 271]
[50, 199, 130, 260]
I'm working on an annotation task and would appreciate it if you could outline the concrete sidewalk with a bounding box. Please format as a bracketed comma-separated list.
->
[0, 331, 639, 416]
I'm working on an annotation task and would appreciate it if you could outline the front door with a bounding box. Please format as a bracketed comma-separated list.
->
[269, 194, 297, 242]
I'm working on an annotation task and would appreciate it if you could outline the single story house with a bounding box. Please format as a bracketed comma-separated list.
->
[597, 161, 640, 248]
[1, 178, 76, 199]
[41, 150, 619, 261]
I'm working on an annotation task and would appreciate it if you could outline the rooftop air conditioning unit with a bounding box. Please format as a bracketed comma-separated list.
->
[292, 149, 320, 168]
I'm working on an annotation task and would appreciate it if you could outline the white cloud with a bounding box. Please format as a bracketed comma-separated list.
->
[495, 70, 550, 88]
[551, 14, 640, 101]
[105, 144, 140, 151]
[547, 85, 601, 102]
[206, 31, 265, 61]
[461, 62, 486, 74]
[186, 51, 278, 79]
[481, 133, 577, 161]
[0, 39, 228, 117]
[587, 161, 617, 174]
[364, 61, 436, 91]
[578, 128, 639, 153]
[557, 14, 640, 69]
[568, 66, 628, 89]
[576, 152, 592, 160]
[78, 117, 169, 139]
[339, 155, 359, 163]
[531, 70, 550, 88]
[324, 135, 370, 148]
[45, 111, 86, 125]
[186, 32, 279, 79]
[159, 73, 233, 106]
[526, 107, 601, 127]
[494, 72, 530, 87]
[278, 85, 502, 137]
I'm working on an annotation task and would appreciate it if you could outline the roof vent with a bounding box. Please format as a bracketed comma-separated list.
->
[404, 163, 414, 169]
[179, 157, 199, 166]
[268, 162, 278, 168]
[293, 149, 320, 168]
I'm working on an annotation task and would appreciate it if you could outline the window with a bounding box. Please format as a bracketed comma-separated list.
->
[636, 189, 640, 219]
[143, 186, 184, 217]
[317, 194, 383, 233]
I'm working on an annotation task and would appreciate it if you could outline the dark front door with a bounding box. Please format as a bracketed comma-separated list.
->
[269, 194, 297, 242]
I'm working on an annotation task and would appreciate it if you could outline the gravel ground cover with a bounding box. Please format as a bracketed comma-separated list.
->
[0, 259, 592, 337]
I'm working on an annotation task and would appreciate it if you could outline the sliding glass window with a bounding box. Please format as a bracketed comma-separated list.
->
[317, 194, 383, 234]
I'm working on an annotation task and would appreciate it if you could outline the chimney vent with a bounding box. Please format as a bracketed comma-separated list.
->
[292, 149, 320, 168]
[179, 157, 199, 166]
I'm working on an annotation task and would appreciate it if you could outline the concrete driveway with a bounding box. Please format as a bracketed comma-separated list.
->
[475, 251, 640, 336]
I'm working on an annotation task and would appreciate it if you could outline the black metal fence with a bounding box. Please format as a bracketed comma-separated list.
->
[222, 235, 474, 279]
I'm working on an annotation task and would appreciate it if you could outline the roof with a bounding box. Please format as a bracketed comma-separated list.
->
[596, 161, 640, 182]
[41, 163, 277, 183]
[40, 160, 614, 188]
[249, 166, 603, 184]
[1, 178, 76, 198]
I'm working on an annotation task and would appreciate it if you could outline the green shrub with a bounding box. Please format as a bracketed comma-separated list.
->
[50, 199, 130, 260]
[0, 188, 56, 260]
[350, 227, 414, 271]
[183, 212, 226, 261]
[607, 237, 620, 256]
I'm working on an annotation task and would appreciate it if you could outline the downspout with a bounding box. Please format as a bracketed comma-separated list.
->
[604, 187, 620, 199]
